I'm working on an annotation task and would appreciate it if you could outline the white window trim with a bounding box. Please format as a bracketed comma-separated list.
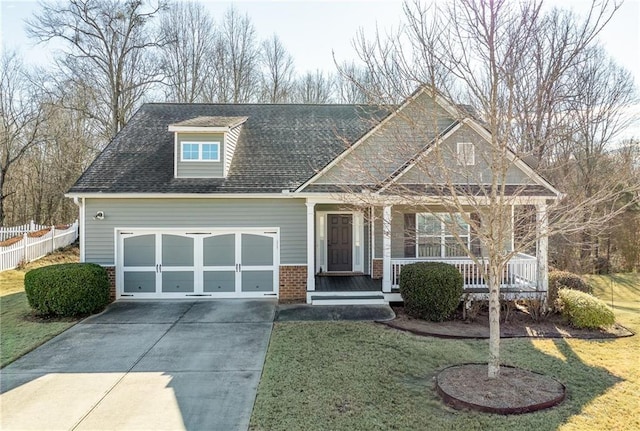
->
[180, 141, 221, 162]
[416, 213, 471, 258]
[456, 142, 475, 166]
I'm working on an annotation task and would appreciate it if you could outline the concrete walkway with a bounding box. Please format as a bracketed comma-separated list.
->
[0, 300, 276, 431]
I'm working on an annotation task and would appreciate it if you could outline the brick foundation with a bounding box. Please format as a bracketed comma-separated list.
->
[279, 265, 307, 302]
[372, 259, 383, 279]
[104, 266, 116, 302]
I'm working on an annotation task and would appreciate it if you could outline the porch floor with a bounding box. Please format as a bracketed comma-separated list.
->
[315, 275, 382, 292]
[313, 275, 542, 296]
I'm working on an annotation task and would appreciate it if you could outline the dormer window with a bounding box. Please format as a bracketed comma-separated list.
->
[181, 142, 220, 162]
[169, 116, 247, 178]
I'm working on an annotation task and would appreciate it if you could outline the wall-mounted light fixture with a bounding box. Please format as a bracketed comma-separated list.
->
[93, 211, 105, 220]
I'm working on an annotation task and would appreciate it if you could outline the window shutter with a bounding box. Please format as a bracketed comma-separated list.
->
[404, 213, 416, 258]
[470, 212, 482, 256]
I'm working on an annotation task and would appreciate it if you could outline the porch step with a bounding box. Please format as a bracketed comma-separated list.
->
[310, 293, 386, 306]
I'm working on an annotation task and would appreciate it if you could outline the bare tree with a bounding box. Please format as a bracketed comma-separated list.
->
[0, 51, 45, 225]
[215, 6, 260, 103]
[340, 0, 632, 379]
[294, 70, 334, 104]
[548, 46, 637, 271]
[159, 1, 216, 103]
[259, 34, 295, 103]
[27, 0, 167, 141]
[334, 61, 373, 104]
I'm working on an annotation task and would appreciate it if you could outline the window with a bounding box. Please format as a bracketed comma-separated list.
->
[181, 141, 220, 161]
[416, 213, 470, 257]
[457, 142, 475, 166]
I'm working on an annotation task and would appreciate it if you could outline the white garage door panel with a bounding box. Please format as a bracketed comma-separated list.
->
[117, 229, 279, 299]
[203, 271, 235, 292]
[123, 272, 155, 293]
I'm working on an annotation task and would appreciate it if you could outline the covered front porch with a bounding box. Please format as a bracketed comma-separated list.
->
[304, 200, 549, 305]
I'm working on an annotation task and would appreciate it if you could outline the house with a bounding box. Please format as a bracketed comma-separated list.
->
[67, 86, 560, 305]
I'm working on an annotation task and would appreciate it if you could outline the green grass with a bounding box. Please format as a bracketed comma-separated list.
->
[251, 274, 640, 431]
[0, 246, 80, 367]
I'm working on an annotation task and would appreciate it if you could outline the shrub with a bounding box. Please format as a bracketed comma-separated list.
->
[548, 270, 592, 311]
[25, 263, 110, 317]
[557, 288, 615, 329]
[399, 262, 463, 321]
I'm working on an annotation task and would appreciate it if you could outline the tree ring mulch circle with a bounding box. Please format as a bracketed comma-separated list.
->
[436, 363, 566, 414]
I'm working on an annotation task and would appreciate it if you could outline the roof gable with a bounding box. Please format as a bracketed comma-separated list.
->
[297, 87, 458, 190]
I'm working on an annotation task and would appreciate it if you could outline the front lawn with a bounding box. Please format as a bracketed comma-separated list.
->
[251, 275, 640, 431]
[0, 246, 80, 367]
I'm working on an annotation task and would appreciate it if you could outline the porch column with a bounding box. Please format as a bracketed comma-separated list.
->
[306, 201, 316, 291]
[536, 203, 548, 294]
[382, 205, 392, 293]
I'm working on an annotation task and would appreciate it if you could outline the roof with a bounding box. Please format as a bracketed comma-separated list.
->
[169, 116, 248, 128]
[69, 104, 391, 194]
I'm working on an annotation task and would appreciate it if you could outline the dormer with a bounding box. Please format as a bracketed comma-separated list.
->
[169, 116, 247, 178]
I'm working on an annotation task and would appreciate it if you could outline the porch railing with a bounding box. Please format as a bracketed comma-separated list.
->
[391, 253, 538, 290]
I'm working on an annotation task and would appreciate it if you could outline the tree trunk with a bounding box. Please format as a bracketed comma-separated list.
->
[0, 168, 7, 226]
[488, 261, 501, 379]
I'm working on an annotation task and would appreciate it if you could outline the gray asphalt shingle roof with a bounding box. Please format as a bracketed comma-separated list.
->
[69, 103, 392, 194]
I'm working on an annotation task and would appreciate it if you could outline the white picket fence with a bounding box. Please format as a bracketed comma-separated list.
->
[0, 220, 51, 242]
[0, 220, 79, 272]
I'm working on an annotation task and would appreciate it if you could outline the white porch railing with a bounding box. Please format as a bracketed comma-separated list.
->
[0, 220, 79, 272]
[391, 253, 538, 290]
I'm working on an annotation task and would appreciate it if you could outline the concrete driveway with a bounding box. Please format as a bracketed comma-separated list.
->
[0, 299, 276, 431]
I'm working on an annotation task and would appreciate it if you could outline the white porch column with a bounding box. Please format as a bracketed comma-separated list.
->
[536, 203, 548, 293]
[306, 201, 316, 291]
[382, 205, 392, 293]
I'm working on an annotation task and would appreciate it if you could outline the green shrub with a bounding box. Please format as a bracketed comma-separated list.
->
[548, 270, 592, 311]
[557, 288, 615, 329]
[25, 263, 110, 317]
[399, 262, 463, 321]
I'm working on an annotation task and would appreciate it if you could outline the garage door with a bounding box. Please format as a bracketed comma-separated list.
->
[117, 229, 279, 299]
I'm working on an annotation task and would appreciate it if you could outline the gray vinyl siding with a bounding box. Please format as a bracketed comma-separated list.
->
[315, 92, 456, 185]
[224, 125, 241, 176]
[84, 198, 306, 265]
[176, 133, 225, 178]
[391, 209, 406, 258]
[397, 124, 533, 185]
[374, 207, 383, 259]
[373, 207, 405, 258]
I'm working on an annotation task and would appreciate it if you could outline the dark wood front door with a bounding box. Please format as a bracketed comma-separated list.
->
[327, 214, 353, 272]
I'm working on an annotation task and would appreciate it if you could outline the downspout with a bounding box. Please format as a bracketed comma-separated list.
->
[72, 197, 85, 262]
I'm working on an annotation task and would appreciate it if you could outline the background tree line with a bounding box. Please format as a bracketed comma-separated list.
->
[1, 0, 639, 274]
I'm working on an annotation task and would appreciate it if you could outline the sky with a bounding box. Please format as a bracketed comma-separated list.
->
[1, 0, 639, 137]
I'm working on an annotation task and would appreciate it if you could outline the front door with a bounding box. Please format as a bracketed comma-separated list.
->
[327, 214, 353, 271]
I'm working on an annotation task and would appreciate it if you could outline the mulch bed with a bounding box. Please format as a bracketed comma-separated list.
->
[436, 363, 566, 414]
[0, 236, 23, 247]
[27, 228, 51, 238]
[381, 306, 634, 339]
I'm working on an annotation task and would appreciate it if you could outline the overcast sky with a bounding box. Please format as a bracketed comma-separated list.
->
[1, 0, 639, 137]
